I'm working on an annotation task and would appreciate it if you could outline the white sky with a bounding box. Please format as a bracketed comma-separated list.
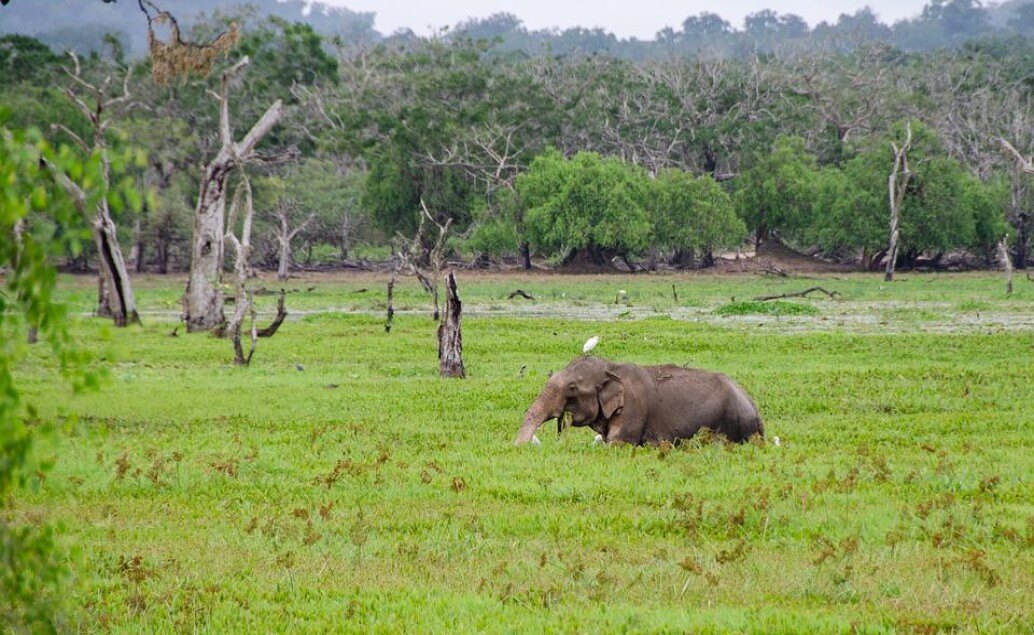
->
[318, 0, 932, 39]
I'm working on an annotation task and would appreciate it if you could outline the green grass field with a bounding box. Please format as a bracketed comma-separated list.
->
[14, 271, 1034, 632]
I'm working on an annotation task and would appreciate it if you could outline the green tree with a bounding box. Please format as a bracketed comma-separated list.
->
[519, 149, 652, 265]
[734, 136, 818, 249]
[809, 162, 887, 267]
[962, 173, 1009, 264]
[650, 169, 746, 266]
[810, 123, 1003, 268]
[0, 34, 61, 85]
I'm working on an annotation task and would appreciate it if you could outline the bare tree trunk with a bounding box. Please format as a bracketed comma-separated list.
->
[184, 163, 230, 332]
[183, 56, 284, 333]
[885, 123, 913, 283]
[998, 237, 1014, 295]
[647, 245, 658, 272]
[1013, 211, 1029, 270]
[884, 210, 900, 282]
[130, 216, 145, 273]
[274, 204, 312, 281]
[385, 261, 397, 333]
[95, 211, 140, 327]
[96, 274, 112, 318]
[520, 241, 531, 270]
[225, 178, 261, 365]
[340, 213, 351, 261]
[437, 271, 465, 378]
[277, 238, 291, 281]
[156, 233, 170, 274]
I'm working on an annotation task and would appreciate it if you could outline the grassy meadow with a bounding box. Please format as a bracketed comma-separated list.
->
[13, 271, 1034, 632]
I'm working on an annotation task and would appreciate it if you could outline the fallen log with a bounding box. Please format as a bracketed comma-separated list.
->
[753, 287, 841, 301]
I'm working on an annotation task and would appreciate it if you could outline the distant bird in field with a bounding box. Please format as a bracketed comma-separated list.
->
[518, 364, 527, 377]
[583, 336, 600, 354]
[296, 364, 305, 372]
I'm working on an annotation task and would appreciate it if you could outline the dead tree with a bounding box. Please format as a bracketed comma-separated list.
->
[1000, 138, 1033, 269]
[224, 178, 257, 364]
[437, 271, 465, 378]
[223, 176, 286, 365]
[421, 199, 452, 320]
[384, 199, 451, 332]
[183, 56, 284, 333]
[998, 236, 1014, 296]
[51, 51, 140, 326]
[273, 200, 315, 280]
[885, 122, 913, 282]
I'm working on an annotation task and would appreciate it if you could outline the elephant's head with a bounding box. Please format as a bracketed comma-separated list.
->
[514, 356, 624, 445]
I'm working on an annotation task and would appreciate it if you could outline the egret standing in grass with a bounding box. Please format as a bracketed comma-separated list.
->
[583, 336, 599, 355]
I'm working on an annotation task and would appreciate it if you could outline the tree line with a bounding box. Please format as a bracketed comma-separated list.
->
[1, 2, 1032, 284]
[3, 0, 1033, 58]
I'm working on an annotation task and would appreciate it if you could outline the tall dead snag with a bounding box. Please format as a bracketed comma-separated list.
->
[421, 199, 452, 321]
[274, 200, 315, 281]
[52, 52, 140, 326]
[997, 236, 1014, 296]
[1000, 138, 1032, 269]
[183, 56, 284, 332]
[384, 199, 451, 332]
[437, 271, 465, 378]
[223, 176, 285, 365]
[885, 122, 913, 282]
[224, 178, 256, 365]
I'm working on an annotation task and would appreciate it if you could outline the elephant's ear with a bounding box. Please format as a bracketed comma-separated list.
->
[598, 371, 624, 419]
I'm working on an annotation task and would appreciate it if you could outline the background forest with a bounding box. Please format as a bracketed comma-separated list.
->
[1, 0, 1032, 278]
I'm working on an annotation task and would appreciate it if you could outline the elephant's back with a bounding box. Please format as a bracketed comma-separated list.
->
[647, 364, 734, 392]
[647, 364, 762, 441]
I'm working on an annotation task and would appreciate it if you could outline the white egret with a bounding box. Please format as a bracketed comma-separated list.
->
[583, 336, 600, 354]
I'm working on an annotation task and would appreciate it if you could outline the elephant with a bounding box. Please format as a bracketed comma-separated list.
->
[514, 356, 763, 446]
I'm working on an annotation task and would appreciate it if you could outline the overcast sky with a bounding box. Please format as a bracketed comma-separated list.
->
[318, 0, 932, 39]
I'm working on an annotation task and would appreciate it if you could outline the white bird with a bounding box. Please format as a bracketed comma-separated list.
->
[583, 336, 600, 354]
[772, 436, 781, 447]
[530, 435, 541, 446]
[593, 434, 605, 445]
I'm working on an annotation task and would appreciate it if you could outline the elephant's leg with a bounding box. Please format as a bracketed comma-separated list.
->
[605, 413, 644, 445]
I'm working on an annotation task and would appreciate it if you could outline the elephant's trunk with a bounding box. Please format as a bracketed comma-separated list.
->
[515, 381, 564, 445]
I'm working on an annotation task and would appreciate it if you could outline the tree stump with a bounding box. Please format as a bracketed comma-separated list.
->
[437, 271, 465, 378]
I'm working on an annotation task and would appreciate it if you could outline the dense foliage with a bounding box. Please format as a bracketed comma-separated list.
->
[0, 1, 1031, 273]
[0, 126, 101, 631]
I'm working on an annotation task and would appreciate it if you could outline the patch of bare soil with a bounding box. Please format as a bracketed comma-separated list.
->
[709, 241, 856, 276]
